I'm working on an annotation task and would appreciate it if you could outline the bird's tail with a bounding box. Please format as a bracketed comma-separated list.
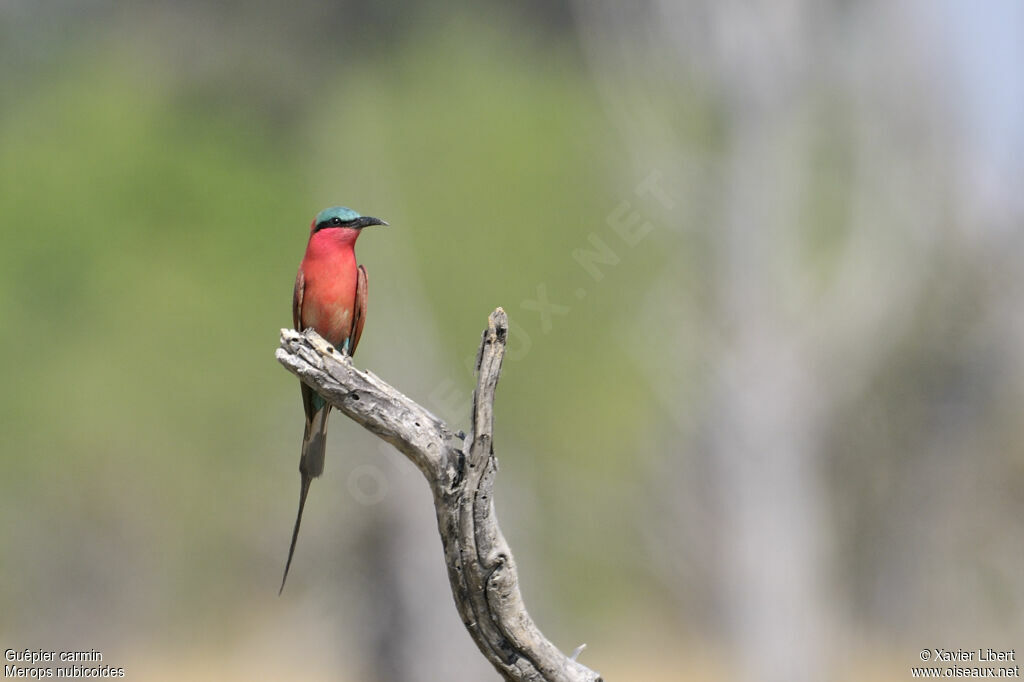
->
[300, 400, 330, 480]
[280, 399, 331, 594]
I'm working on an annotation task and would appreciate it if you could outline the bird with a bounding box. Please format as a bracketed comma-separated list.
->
[280, 205, 388, 594]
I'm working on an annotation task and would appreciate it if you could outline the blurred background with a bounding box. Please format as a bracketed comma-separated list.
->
[2, 1, 1022, 680]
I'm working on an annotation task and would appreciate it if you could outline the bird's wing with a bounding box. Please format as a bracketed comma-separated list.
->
[350, 265, 368, 356]
[292, 266, 305, 331]
[292, 264, 320, 464]
[293, 265, 319, 430]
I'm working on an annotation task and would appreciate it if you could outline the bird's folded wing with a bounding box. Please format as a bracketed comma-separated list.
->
[292, 267, 305, 331]
[350, 264, 368, 356]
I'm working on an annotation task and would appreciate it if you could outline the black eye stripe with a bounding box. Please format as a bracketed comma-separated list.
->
[315, 215, 360, 230]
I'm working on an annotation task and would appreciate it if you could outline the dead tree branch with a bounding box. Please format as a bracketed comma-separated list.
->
[275, 308, 603, 682]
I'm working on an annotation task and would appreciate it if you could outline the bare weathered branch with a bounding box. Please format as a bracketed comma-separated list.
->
[275, 308, 603, 682]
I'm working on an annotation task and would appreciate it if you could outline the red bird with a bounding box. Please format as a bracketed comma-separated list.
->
[281, 206, 388, 593]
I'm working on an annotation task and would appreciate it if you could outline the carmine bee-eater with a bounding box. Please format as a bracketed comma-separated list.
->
[280, 206, 388, 593]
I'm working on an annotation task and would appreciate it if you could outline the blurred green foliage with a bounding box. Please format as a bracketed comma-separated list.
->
[0, 13, 673, 648]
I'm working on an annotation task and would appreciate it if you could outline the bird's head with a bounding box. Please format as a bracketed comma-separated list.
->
[310, 206, 388, 236]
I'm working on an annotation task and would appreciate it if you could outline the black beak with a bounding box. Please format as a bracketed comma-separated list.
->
[354, 216, 388, 229]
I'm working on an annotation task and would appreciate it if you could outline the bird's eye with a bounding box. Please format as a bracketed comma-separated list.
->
[331, 217, 342, 225]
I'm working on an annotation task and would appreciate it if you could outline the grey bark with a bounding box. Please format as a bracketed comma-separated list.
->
[275, 308, 602, 682]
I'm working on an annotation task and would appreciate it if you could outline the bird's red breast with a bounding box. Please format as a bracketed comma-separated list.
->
[297, 227, 361, 348]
